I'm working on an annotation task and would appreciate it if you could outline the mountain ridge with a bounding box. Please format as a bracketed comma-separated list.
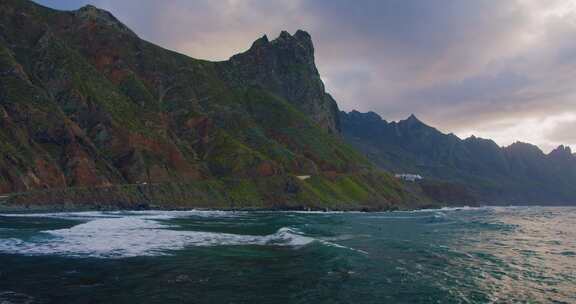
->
[0, 0, 432, 210]
[341, 110, 576, 204]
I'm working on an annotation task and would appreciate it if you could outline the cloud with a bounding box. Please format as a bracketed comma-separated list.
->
[34, 0, 576, 151]
[546, 117, 576, 146]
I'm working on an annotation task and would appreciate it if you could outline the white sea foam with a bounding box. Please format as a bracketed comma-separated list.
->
[0, 212, 315, 258]
[319, 240, 369, 255]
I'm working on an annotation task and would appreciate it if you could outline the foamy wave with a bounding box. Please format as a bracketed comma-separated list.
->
[0, 213, 315, 258]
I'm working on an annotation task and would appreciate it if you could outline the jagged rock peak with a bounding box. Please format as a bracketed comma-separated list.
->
[406, 114, 421, 123]
[74, 4, 136, 36]
[250, 34, 270, 49]
[250, 30, 314, 54]
[274, 29, 311, 41]
[278, 30, 292, 39]
[226, 29, 339, 134]
[549, 145, 573, 159]
[233, 29, 318, 71]
[399, 114, 427, 128]
[294, 29, 312, 42]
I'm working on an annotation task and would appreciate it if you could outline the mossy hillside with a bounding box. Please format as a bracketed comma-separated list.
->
[118, 72, 158, 110]
[17, 2, 369, 179]
[0, 122, 36, 165]
[45, 10, 365, 178]
[31, 36, 148, 133]
[203, 129, 266, 177]
[1, 46, 67, 179]
[0, 44, 18, 68]
[241, 88, 371, 172]
[0, 1, 63, 50]
[5, 171, 422, 211]
[26, 37, 207, 182]
[195, 87, 372, 177]
[0, 0, 426, 209]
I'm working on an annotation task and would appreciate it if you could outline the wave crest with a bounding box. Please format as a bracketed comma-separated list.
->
[0, 214, 315, 258]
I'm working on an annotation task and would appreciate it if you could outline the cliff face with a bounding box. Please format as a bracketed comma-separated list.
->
[0, 0, 418, 209]
[341, 110, 576, 205]
[220, 30, 341, 134]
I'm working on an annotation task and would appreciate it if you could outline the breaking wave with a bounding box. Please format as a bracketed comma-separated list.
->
[0, 212, 316, 258]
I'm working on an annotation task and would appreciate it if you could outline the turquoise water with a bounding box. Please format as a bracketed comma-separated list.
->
[0, 207, 575, 303]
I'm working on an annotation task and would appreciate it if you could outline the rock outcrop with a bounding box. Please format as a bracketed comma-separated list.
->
[220, 30, 341, 134]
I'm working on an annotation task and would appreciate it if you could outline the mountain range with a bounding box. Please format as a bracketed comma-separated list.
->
[0, 0, 429, 210]
[341, 110, 576, 204]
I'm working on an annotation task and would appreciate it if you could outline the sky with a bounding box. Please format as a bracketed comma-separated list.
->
[35, 0, 576, 153]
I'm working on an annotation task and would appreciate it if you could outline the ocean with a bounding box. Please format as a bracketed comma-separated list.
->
[0, 207, 574, 303]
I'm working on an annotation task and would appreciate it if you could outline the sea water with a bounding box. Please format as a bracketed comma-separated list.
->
[0, 207, 574, 303]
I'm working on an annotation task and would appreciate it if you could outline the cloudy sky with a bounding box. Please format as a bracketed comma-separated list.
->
[36, 0, 576, 152]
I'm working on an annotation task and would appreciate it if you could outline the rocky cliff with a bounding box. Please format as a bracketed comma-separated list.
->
[0, 0, 425, 210]
[221, 30, 341, 134]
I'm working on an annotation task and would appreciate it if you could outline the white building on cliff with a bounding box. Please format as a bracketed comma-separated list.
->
[395, 173, 423, 182]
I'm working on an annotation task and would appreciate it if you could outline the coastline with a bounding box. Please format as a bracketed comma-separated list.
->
[0, 202, 428, 213]
[0, 175, 444, 213]
[0, 193, 446, 213]
[2, 204, 571, 216]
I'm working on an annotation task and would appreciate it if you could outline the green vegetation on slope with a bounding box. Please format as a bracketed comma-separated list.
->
[0, 0, 430, 210]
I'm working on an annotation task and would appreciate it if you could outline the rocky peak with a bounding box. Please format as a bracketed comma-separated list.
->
[464, 136, 503, 154]
[270, 30, 314, 54]
[224, 30, 340, 133]
[242, 30, 315, 66]
[548, 145, 574, 161]
[398, 114, 428, 130]
[278, 30, 292, 39]
[505, 142, 545, 160]
[74, 4, 136, 36]
[249, 34, 270, 49]
[78, 4, 98, 11]
[294, 30, 312, 43]
[405, 114, 421, 123]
